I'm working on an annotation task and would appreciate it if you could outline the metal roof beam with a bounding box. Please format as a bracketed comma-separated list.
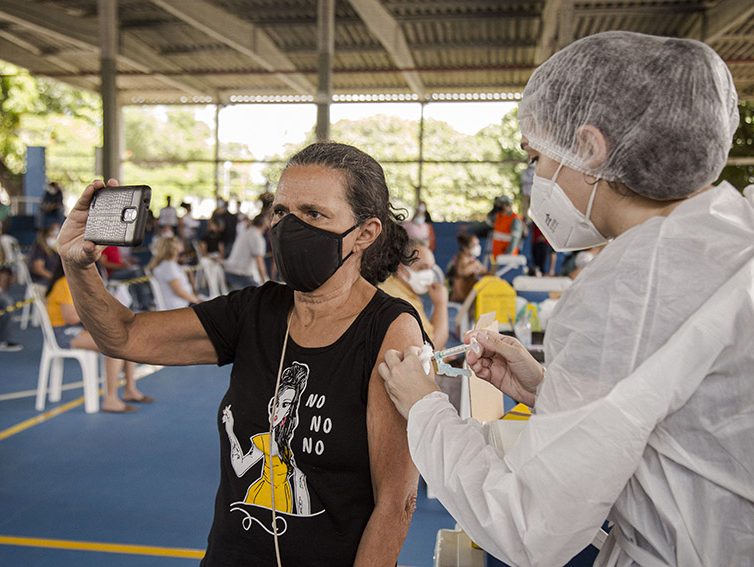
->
[0, 0, 215, 97]
[149, 0, 313, 95]
[347, 0, 425, 97]
[0, 36, 100, 92]
[704, 0, 754, 43]
[536, 0, 559, 64]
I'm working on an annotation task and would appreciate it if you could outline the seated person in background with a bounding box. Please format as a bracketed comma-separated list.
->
[46, 264, 148, 412]
[448, 232, 486, 303]
[149, 236, 201, 309]
[0, 243, 21, 352]
[199, 218, 225, 258]
[380, 240, 448, 350]
[223, 214, 268, 290]
[381, 240, 459, 408]
[28, 224, 61, 286]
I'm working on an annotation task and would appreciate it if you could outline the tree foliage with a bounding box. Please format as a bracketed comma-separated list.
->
[259, 109, 527, 221]
[719, 101, 754, 189]
[0, 61, 100, 192]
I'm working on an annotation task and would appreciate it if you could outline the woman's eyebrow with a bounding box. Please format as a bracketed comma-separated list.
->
[299, 202, 334, 216]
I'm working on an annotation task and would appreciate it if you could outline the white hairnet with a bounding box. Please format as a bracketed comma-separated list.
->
[519, 31, 739, 200]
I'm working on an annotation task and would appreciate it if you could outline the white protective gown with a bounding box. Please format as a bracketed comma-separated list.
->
[408, 182, 754, 566]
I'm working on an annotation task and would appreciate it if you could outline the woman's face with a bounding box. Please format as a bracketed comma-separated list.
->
[272, 165, 358, 238]
[521, 138, 596, 217]
[271, 388, 296, 427]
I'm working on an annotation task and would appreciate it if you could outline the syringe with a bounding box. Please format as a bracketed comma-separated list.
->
[419, 339, 481, 377]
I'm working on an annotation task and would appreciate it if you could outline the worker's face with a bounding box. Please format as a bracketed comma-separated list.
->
[521, 137, 596, 217]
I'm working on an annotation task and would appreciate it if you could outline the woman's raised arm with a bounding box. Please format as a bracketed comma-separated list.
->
[57, 179, 217, 366]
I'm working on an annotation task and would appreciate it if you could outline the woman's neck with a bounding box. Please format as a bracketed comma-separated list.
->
[595, 181, 703, 238]
[291, 269, 370, 328]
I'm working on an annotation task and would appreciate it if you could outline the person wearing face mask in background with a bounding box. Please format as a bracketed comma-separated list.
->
[39, 181, 66, 229]
[56, 142, 430, 566]
[488, 195, 522, 258]
[403, 201, 436, 251]
[448, 232, 487, 303]
[28, 224, 62, 287]
[380, 240, 449, 351]
[378, 31, 754, 567]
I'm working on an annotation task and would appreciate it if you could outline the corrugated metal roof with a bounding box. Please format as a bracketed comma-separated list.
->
[0, 0, 752, 103]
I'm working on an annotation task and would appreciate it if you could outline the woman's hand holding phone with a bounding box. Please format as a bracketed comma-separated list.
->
[58, 178, 119, 269]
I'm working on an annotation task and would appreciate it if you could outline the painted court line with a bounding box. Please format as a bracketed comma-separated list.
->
[0, 397, 85, 441]
[0, 365, 163, 402]
[0, 535, 203, 559]
[0, 365, 162, 442]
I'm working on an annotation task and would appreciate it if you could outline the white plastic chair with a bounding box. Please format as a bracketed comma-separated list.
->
[16, 259, 43, 330]
[34, 295, 100, 414]
[198, 256, 227, 298]
[493, 254, 528, 279]
[144, 269, 168, 311]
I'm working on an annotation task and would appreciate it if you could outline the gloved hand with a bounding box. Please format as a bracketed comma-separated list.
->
[464, 330, 543, 406]
[379, 347, 440, 419]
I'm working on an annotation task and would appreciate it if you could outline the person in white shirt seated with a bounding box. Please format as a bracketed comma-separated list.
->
[148, 237, 200, 309]
[223, 214, 269, 290]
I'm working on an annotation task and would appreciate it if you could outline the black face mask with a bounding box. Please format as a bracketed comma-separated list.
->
[271, 214, 359, 292]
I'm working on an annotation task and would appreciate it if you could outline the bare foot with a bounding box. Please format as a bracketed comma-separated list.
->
[101, 398, 136, 413]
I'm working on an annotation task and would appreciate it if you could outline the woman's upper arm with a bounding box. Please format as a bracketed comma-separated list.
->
[168, 278, 186, 295]
[367, 312, 423, 505]
[118, 308, 218, 366]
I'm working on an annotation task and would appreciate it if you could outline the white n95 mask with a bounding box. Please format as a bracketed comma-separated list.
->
[529, 163, 608, 252]
[406, 268, 436, 295]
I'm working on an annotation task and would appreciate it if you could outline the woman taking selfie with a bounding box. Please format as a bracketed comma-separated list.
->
[57, 142, 428, 566]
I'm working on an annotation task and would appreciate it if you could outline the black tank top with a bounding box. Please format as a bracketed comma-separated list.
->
[193, 282, 427, 566]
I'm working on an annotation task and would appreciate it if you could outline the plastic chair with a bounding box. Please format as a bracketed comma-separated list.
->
[493, 254, 528, 282]
[512, 275, 572, 303]
[198, 256, 227, 298]
[34, 295, 101, 414]
[145, 269, 168, 311]
[13, 251, 42, 330]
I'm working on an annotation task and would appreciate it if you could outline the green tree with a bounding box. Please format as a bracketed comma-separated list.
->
[258, 109, 526, 221]
[1, 61, 100, 193]
[719, 102, 754, 189]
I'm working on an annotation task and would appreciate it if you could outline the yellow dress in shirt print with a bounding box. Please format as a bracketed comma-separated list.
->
[222, 362, 314, 516]
[243, 433, 293, 512]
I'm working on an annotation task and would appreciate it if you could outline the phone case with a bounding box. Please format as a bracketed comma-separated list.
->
[84, 185, 152, 246]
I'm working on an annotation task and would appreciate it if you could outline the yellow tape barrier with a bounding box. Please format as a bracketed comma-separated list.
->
[0, 265, 201, 317]
[0, 297, 35, 318]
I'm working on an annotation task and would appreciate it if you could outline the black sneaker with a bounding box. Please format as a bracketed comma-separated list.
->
[0, 342, 23, 352]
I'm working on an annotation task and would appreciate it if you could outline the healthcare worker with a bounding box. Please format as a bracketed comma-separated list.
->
[379, 31, 754, 566]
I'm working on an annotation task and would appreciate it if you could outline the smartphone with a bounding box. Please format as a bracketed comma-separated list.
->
[84, 185, 152, 246]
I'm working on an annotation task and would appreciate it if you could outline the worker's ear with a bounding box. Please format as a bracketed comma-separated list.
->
[576, 125, 609, 170]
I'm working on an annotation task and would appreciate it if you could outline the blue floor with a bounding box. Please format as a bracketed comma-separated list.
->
[0, 311, 456, 566]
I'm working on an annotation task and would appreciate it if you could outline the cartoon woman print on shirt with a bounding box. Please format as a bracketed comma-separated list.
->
[222, 361, 317, 521]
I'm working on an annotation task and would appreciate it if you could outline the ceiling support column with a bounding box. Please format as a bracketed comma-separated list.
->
[98, 0, 121, 181]
[315, 0, 334, 142]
